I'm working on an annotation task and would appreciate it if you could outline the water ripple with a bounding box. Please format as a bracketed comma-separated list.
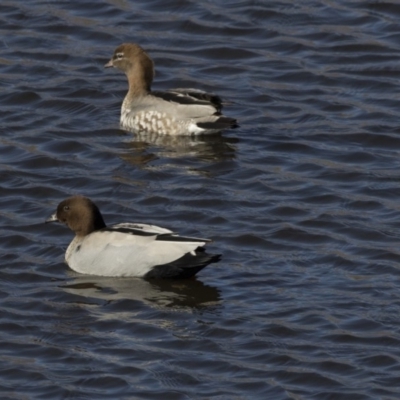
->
[1, 0, 400, 399]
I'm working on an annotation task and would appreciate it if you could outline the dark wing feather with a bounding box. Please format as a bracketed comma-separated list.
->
[169, 89, 223, 111]
[156, 233, 211, 243]
[197, 117, 239, 130]
[144, 247, 221, 279]
[101, 226, 157, 237]
[151, 90, 222, 112]
[101, 226, 211, 242]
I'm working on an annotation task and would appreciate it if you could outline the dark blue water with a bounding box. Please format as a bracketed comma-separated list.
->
[1, 0, 400, 399]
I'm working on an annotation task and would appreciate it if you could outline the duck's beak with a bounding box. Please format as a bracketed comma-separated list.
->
[45, 212, 59, 223]
[104, 59, 113, 68]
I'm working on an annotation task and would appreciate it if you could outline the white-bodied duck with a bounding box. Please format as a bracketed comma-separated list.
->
[46, 196, 221, 278]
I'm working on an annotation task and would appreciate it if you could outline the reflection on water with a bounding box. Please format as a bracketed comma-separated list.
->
[61, 273, 221, 309]
[120, 131, 238, 166]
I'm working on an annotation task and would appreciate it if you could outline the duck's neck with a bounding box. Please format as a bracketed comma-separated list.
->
[73, 209, 107, 237]
[125, 58, 154, 101]
[126, 74, 148, 99]
[86, 214, 106, 236]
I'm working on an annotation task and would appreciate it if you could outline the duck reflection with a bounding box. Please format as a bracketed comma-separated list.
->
[60, 272, 221, 310]
[119, 131, 238, 166]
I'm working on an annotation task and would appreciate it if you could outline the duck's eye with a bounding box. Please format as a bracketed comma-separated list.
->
[115, 52, 124, 60]
[63, 206, 70, 211]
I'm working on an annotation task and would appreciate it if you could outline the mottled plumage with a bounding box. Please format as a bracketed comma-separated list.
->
[105, 43, 238, 135]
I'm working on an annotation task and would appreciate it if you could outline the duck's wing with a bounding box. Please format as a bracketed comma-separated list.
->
[166, 89, 223, 112]
[108, 224, 220, 279]
[67, 223, 214, 278]
[107, 223, 212, 242]
[107, 222, 174, 236]
[151, 90, 221, 113]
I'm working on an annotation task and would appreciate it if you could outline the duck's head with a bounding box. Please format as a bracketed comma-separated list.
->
[46, 195, 106, 236]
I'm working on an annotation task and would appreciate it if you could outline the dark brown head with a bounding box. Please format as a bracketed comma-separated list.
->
[46, 196, 106, 236]
[104, 43, 154, 91]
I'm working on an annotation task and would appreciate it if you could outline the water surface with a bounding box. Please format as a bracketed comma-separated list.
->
[1, 1, 400, 399]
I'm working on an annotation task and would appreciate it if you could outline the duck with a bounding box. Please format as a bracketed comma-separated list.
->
[45, 196, 221, 278]
[104, 43, 238, 135]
